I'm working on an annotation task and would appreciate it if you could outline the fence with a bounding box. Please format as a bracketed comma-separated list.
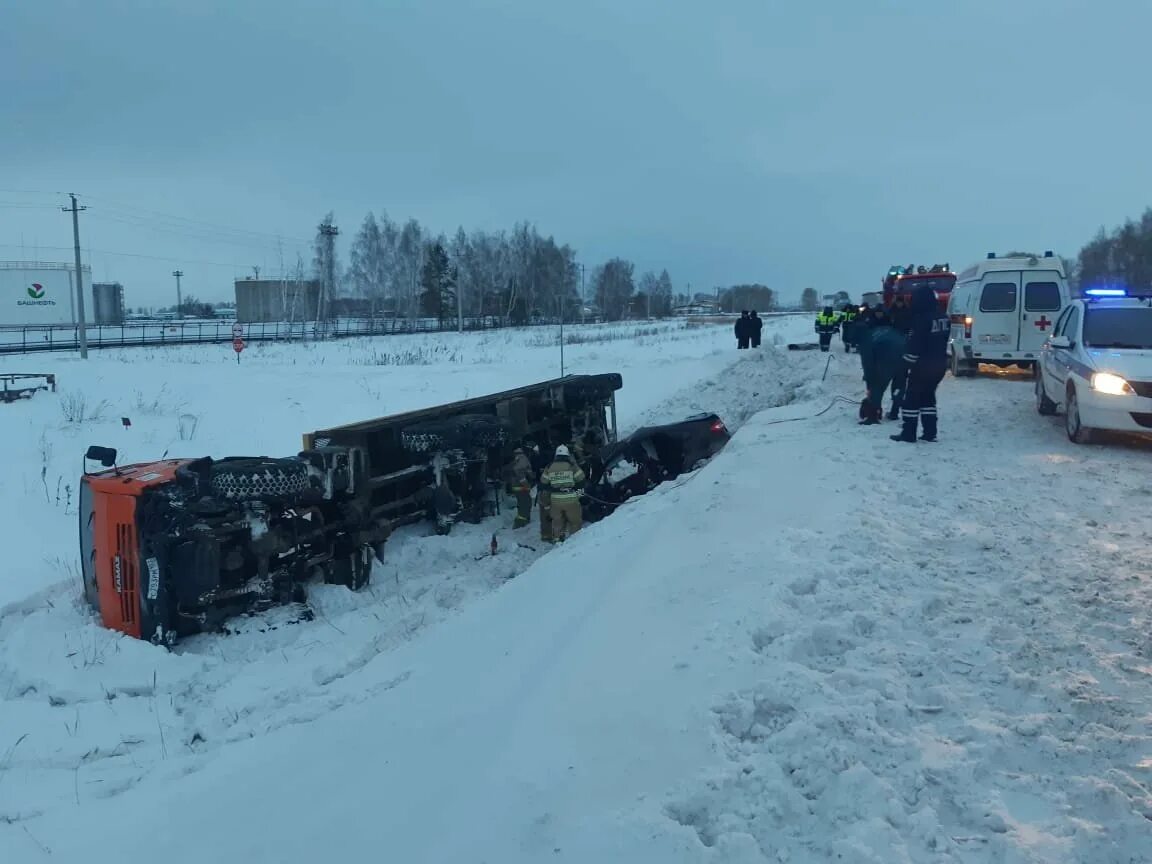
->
[0, 316, 509, 355]
[0, 312, 810, 356]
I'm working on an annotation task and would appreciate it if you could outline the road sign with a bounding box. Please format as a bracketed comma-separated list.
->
[233, 337, 245, 363]
[232, 323, 244, 338]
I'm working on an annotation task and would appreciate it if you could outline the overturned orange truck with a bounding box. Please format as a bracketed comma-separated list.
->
[80, 374, 623, 645]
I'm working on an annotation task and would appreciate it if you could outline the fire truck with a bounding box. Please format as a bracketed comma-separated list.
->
[882, 263, 955, 314]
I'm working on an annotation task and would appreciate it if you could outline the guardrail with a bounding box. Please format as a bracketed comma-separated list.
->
[0, 316, 512, 355]
[0, 312, 810, 356]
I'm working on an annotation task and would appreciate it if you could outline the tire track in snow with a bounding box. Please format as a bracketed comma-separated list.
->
[664, 368, 1152, 862]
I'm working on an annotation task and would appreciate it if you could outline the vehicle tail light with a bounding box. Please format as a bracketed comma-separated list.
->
[710, 420, 727, 434]
[964, 316, 973, 339]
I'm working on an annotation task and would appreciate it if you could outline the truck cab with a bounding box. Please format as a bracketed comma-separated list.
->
[882, 264, 955, 315]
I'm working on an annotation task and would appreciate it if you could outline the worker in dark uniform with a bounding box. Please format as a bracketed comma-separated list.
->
[886, 297, 913, 419]
[814, 306, 839, 352]
[735, 310, 751, 349]
[857, 306, 907, 425]
[891, 284, 949, 443]
[840, 304, 859, 353]
[889, 295, 912, 335]
[749, 310, 764, 347]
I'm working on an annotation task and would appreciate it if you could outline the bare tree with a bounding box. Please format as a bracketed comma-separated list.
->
[397, 219, 425, 318]
[348, 213, 387, 316]
[800, 286, 819, 311]
[593, 259, 635, 321]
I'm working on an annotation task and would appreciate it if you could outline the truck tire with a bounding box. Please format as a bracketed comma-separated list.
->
[401, 414, 507, 453]
[209, 458, 310, 500]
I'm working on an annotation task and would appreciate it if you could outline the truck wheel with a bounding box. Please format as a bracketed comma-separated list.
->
[210, 458, 310, 500]
[950, 349, 974, 378]
[400, 414, 507, 453]
[1035, 374, 1057, 416]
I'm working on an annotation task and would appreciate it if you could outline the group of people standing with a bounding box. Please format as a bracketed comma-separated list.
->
[850, 286, 949, 443]
[734, 310, 764, 349]
[503, 442, 587, 543]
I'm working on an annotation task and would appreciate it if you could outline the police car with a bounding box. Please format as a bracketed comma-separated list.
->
[1035, 288, 1152, 443]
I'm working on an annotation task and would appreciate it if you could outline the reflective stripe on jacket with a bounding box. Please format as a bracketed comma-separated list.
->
[540, 459, 585, 502]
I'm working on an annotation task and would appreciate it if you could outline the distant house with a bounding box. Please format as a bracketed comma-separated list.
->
[672, 302, 719, 316]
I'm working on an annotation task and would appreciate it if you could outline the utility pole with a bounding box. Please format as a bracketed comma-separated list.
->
[317, 220, 339, 331]
[172, 270, 184, 316]
[63, 194, 89, 359]
[579, 263, 585, 322]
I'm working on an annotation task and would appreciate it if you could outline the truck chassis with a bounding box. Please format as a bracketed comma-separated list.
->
[80, 374, 622, 644]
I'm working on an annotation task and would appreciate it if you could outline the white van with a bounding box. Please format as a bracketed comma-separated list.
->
[947, 252, 1071, 377]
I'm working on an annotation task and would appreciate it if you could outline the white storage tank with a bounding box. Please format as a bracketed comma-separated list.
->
[0, 261, 91, 326]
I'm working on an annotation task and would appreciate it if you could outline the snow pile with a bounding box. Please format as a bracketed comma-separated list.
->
[0, 316, 813, 840]
[4, 326, 1150, 864]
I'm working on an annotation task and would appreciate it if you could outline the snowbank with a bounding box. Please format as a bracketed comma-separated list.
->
[0, 317, 811, 843]
[5, 326, 1150, 863]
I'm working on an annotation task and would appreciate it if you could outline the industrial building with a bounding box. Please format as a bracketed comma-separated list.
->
[91, 282, 125, 325]
[0, 261, 94, 327]
[234, 278, 321, 323]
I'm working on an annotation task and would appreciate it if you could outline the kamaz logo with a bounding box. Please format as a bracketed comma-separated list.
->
[113, 555, 123, 593]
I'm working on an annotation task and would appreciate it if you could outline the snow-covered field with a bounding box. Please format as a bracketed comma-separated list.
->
[3, 320, 1151, 863]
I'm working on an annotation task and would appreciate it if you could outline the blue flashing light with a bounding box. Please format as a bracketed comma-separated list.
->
[1085, 288, 1127, 297]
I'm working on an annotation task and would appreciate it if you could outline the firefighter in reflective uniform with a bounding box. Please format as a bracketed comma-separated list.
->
[539, 444, 586, 542]
[815, 306, 839, 352]
[840, 304, 859, 352]
[503, 447, 534, 528]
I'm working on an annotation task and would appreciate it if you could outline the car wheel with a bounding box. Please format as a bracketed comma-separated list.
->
[950, 348, 974, 378]
[1035, 372, 1057, 415]
[1065, 385, 1094, 444]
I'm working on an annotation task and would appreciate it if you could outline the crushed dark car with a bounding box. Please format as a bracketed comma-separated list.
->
[582, 412, 731, 521]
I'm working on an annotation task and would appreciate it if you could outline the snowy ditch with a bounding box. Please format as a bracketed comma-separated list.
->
[0, 339, 829, 827]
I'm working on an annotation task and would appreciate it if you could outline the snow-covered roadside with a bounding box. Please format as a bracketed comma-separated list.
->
[6, 344, 1150, 862]
[0, 317, 814, 837]
[0, 319, 763, 610]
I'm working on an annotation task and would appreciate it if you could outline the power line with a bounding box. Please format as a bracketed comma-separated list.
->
[80, 193, 313, 245]
[0, 242, 279, 270]
[92, 211, 311, 255]
[0, 188, 311, 244]
[0, 201, 62, 210]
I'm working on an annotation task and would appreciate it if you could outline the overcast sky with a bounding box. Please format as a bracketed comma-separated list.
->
[2, 0, 1149, 306]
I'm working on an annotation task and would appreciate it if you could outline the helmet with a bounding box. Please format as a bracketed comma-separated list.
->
[554, 444, 570, 458]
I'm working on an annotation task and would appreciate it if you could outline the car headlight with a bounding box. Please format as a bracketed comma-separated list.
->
[1090, 372, 1134, 395]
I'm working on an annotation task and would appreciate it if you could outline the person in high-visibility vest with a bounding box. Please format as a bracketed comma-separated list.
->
[840, 304, 860, 353]
[539, 444, 586, 542]
[814, 306, 839, 352]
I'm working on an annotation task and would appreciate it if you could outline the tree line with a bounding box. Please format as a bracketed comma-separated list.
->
[1076, 208, 1152, 293]
[309, 211, 682, 324]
